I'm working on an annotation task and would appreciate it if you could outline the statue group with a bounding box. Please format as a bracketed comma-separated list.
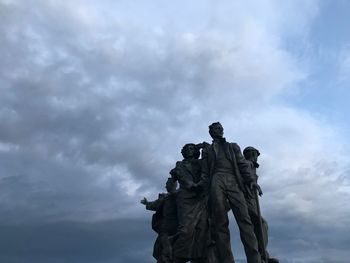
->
[141, 122, 279, 263]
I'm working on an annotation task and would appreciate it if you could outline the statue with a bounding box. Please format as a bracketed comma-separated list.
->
[243, 147, 279, 263]
[170, 143, 209, 263]
[141, 178, 178, 263]
[201, 122, 261, 263]
[141, 122, 280, 263]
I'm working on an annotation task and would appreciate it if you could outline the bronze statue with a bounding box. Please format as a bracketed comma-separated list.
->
[201, 122, 261, 263]
[243, 147, 279, 263]
[141, 122, 279, 263]
[141, 178, 178, 263]
[171, 143, 209, 263]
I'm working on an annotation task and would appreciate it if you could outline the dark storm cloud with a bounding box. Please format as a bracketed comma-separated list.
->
[0, 219, 153, 263]
[0, 217, 348, 263]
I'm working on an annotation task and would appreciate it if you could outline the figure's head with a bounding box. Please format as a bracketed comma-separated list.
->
[243, 146, 260, 163]
[209, 122, 224, 139]
[169, 167, 177, 178]
[165, 177, 177, 193]
[181, 143, 200, 159]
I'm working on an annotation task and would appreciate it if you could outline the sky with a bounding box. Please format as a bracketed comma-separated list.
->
[0, 0, 350, 262]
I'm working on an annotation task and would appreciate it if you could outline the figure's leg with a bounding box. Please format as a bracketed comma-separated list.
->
[247, 199, 265, 258]
[173, 195, 197, 260]
[205, 242, 220, 263]
[260, 218, 279, 263]
[246, 196, 278, 263]
[159, 234, 173, 263]
[153, 235, 163, 261]
[248, 198, 270, 260]
[192, 198, 209, 259]
[226, 179, 261, 263]
[210, 174, 234, 263]
[261, 217, 268, 253]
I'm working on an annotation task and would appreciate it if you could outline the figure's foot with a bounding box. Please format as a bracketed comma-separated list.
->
[268, 258, 279, 263]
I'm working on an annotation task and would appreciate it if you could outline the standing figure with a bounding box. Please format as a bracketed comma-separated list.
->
[243, 147, 279, 263]
[141, 178, 178, 263]
[201, 122, 261, 263]
[171, 143, 209, 263]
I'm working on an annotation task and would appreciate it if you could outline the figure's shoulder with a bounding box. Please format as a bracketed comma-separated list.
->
[228, 142, 238, 147]
[175, 160, 185, 169]
[228, 142, 242, 152]
[167, 191, 178, 201]
[159, 193, 167, 199]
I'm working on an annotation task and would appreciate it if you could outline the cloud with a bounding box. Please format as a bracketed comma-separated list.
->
[337, 45, 350, 84]
[0, 219, 153, 263]
[1, 0, 349, 262]
[0, 218, 348, 263]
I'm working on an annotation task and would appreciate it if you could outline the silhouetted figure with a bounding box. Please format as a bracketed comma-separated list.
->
[171, 143, 209, 263]
[201, 122, 261, 263]
[243, 147, 279, 263]
[141, 178, 178, 263]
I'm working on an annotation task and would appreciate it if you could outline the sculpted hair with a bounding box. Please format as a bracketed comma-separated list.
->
[243, 146, 260, 159]
[181, 143, 200, 159]
[209, 122, 223, 136]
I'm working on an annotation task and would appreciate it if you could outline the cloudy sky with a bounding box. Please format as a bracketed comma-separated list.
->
[1, 0, 350, 262]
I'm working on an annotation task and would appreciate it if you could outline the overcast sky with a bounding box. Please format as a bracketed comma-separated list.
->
[1, 0, 350, 262]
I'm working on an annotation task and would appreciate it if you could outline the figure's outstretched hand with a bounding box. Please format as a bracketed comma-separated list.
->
[140, 197, 148, 205]
[250, 182, 263, 196]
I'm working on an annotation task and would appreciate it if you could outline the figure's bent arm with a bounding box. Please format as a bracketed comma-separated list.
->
[200, 144, 210, 190]
[145, 195, 164, 211]
[232, 143, 255, 184]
